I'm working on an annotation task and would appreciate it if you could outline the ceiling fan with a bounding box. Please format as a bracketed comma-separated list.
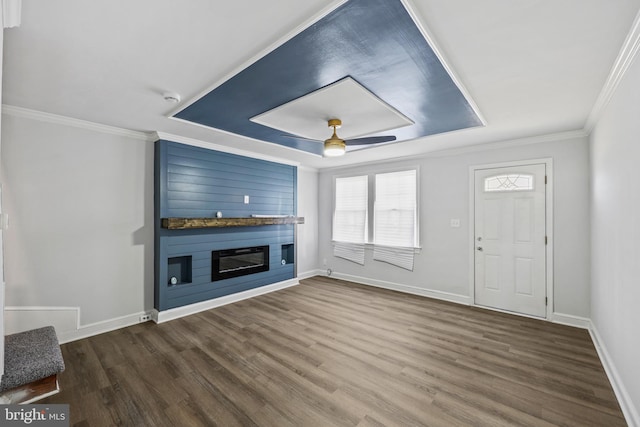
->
[285, 119, 396, 157]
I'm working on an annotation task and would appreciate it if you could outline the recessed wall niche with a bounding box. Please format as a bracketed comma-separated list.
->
[167, 256, 192, 285]
[281, 244, 295, 265]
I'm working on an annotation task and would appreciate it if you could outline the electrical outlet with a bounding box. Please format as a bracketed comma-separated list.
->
[244, 195, 250, 204]
[139, 314, 151, 322]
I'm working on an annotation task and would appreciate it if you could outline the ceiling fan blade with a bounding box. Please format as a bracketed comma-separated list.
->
[344, 135, 396, 145]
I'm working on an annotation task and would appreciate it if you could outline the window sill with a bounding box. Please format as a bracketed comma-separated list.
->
[332, 241, 422, 254]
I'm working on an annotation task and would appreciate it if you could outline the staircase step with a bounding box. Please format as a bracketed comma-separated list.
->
[0, 326, 65, 404]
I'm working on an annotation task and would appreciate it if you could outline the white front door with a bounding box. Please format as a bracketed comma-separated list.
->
[474, 164, 546, 317]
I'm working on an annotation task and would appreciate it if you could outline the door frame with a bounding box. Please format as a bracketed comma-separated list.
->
[468, 158, 554, 320]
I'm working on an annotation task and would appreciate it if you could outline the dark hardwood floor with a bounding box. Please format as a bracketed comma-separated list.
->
[44, 277, 626, 426]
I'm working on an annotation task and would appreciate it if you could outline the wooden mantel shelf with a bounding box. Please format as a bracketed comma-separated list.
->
[161, 216, 305, 230]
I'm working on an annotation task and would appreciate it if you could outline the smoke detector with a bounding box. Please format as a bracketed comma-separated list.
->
[163, 92, 181, 103]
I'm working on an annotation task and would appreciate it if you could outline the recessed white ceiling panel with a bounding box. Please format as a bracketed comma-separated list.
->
[249, 77, 414, 140]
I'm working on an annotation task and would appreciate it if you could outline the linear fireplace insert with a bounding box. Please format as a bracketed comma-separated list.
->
[211, 245, 270, 281]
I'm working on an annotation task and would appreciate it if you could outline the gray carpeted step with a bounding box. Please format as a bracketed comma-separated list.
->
[0, 326, 65, 391]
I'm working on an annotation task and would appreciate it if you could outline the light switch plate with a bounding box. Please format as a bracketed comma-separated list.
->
[450, 218, 461, 228]
[244, 195, 250, 204]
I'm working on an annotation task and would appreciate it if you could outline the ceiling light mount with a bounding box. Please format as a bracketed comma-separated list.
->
[327, 118, 342, 129]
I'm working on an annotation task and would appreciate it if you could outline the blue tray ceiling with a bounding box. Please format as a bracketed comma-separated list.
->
[174, 0, 483, 156]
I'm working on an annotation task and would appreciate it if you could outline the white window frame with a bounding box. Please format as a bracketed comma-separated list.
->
[332, 166, 420, 250]
[373, 169, 418, 248]
[332, 174, 369, 244]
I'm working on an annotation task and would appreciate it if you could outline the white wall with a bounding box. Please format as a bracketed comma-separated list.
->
[590, 52, 640, 422]
[318, 135, 591, 318]
[0, 112, 321, 341]
[0, 10, 6, 377]
[296, 167, 319, 277]
[0, 112, 154, 335]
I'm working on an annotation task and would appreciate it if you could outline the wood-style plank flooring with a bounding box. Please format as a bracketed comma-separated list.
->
[44, 277, 626, 426]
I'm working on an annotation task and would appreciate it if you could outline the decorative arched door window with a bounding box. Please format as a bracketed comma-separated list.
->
[484, 174, 534, 192]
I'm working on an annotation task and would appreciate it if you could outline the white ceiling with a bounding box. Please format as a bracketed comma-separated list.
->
[3, 0, 640, 169]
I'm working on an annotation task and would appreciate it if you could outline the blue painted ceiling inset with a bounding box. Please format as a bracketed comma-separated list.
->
[174, 0, 482, 156]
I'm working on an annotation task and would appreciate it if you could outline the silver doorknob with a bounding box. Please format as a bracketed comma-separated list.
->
[477, 237, 482, 241]
[477, 246, 483, 251]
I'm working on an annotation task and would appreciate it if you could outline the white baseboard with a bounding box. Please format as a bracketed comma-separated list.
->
[57, 311, 150, 344]
[589, 322, 640, 427]
[5, 278, 638, 427]
[314, 273, 637, 426]
[5, 306, 80, 337]
[5, 281, 301, 343]
[5, 279, 301, 343]
[550, 312, 591, 329]
[153, 278, 300, 323]
[297, 269, 325, 280]
[4, 306, 152, 344]
[324, 271, 472, 306]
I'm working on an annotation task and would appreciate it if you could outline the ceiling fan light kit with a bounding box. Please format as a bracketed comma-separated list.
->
[324, 139, 346, 156]
[277, 118, 396, 157]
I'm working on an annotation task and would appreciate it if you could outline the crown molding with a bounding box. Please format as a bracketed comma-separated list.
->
[1, 105, 304, 166]
[585, 8, 640, 133]
[2, 0, 21, 28]
[2, 105, 586, 172]
[319, 129, 588, 172]
[2, 105, 153, 141]
[424, 129, 589, 159]
[153, 131, 301, 167]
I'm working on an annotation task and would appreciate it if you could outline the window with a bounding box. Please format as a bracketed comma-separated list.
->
[332, 168, 419, 269]
[374, 170, 417, 247]
[484, 174, 534, 192]
[333, 175, 368, 243]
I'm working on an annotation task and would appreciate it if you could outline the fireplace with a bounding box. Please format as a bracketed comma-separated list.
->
[211, 245, 270, 281]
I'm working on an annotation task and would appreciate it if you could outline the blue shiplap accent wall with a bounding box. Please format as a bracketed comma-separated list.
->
[155, 140, 297, 311]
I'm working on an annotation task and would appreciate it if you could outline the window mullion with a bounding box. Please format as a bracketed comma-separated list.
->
[367, 173, 375, 244]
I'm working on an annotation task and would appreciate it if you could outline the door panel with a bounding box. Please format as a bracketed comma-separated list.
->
[474, 164, 546, 317]
[484, 255, 501, 290]
[483, 200, 501, 240]
[514, 198, 533, 243]
[515, 257, 533, 295]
